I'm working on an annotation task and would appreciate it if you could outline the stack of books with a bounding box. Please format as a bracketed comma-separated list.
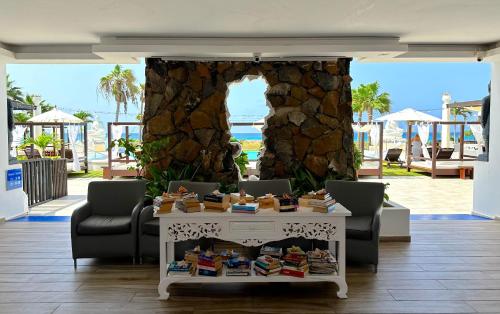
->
[176, 193, 201, 213]
[257, 194, 277, 209]
[203, 191, 230, 212]
[307, 189, 336, 213]
[153, 193, 176, 213]
[230, 192, 254, 204]
[254, 255, 281, 276]
[259, 246, 283, 258]
[220, 249, 239, 264]
[277, 194, 298, 212]
[226, 256, 251, 276]
[184, 246, 201, 267]
[281, 246, 308, 278]
[167, 261, 195, 276]
[307, 249, 338, 275]
[232, 203, 259, 214]
[197, 251, 222, 276]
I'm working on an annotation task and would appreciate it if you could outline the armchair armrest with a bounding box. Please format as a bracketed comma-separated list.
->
[71, 202, 92, 237]
[372, 206, 383, 242]
[131, 202, 143, 235]
[138, 205, 155, 235]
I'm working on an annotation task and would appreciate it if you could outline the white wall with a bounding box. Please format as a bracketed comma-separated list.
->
[473, 61, 500, 218]
[0, 63, 28, 220]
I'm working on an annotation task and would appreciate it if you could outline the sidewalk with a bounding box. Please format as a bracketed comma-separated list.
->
[361, 176, 473, 214]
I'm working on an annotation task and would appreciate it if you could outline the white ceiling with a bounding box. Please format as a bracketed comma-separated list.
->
[1, 0, 500, 62]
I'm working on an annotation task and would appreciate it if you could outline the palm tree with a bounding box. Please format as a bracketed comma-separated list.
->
[24, 94, 55, 113]
[139, 83, 145, 120]
[73, 110, 94, 122]
[6, 74, 24, 102]
[352, 82, 391, 123]
[451, 107, 472, 143]
[98, 65, 139, 122]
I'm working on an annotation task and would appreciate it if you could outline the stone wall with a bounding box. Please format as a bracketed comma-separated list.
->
[143, 59, 354, 185]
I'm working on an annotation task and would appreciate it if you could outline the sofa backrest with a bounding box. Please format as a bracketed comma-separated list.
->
[238, 179, 292, 198]
[325, 180, 384, 217]
[87, 180, 146, 216]
[167, 181, 220, 202]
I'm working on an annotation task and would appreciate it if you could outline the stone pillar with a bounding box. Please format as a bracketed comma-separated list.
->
[441, 92, 452, 148]
[473, 61, 500, 218]
[0, 63, 28, 220]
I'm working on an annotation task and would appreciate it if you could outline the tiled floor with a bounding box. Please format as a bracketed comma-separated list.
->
[362, 176, 473, 214]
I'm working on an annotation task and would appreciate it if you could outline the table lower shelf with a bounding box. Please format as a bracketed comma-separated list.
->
[159, 264, 347, 300]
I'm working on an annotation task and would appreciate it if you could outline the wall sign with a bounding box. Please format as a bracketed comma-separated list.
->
[6, 168, 23, 191]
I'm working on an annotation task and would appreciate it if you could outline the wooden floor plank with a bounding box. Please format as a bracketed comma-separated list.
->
[0, 219, 499, 313]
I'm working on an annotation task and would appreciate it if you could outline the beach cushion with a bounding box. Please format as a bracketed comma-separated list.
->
[346, 216, 373, 240]
[77, 215, 131, 235]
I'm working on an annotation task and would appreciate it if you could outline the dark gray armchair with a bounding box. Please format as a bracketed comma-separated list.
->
[71, 180, 146, 267]
[238, 179, 292, 197]
[325, 180, 384, 272]
[138, 181, 219, 261]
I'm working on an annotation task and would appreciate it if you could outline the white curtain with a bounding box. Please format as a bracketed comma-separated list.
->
[369, 124, 380, 146]
[469, 124, 484, 145]
[417, 123, 431, 160]
[68, 125, 81, 171]
[111, 125, 123, 158]
[10, 125, 26, 158]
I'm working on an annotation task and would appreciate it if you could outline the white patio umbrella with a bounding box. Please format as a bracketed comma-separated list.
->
[251, 118, 265, 132]
[375, 108, 441, 122]
[28, 108, 83, 123]
[28, 108, 84, 171]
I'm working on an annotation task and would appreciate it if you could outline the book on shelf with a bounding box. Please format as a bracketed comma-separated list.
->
[198, 268, 221, 277]
[226, 256, 251, 276]
[231, 203, 259, 214]
[168, 261, 194, 276]
[276, 195, 298, 212]
[307, 249, 338, 275]
[259, 246, 283, 258]
[184, 246, 202, 266]
[230, 192, 254, 204]
[203, 191, 230, 212]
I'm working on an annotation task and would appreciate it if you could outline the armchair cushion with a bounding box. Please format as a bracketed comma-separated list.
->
[346, 216, 373, 240]
[77, 215, 132, 235]
[142, 219, 159, 236]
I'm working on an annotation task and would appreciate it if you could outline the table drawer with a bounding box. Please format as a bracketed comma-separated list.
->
[229, 221, 275, 233]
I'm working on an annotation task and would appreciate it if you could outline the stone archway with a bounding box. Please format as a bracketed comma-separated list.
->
[143, 59, 355, 185]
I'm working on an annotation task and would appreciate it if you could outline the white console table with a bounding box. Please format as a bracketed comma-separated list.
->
[155, 204, 351, 300]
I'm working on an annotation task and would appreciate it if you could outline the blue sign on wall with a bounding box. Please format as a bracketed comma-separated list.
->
[6, 168, 23, 191]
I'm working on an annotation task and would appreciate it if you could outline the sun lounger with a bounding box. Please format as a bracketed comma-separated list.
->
[384, 148, 403, 167]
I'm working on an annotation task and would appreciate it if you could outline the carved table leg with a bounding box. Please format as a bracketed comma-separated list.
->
[158, 278, 171, 300]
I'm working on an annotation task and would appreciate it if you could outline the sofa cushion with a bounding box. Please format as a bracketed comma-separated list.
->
[78, 215, 131, 235]
[142, 219, 159, 236]
[346, 216, 373, 240]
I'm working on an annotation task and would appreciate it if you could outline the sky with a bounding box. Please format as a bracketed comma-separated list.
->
[7, 60, 491, 133]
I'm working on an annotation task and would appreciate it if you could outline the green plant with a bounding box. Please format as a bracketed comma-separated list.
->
[98, 65, 140, 122]
[384, 183, 390, 201]
[145, 164, 199, 200]
[6, 74, 24, 102]
[24, 94, 55, 113]
[230, 137, 250, 175]
[353, 144, 363, 171]
[13, 112, 31, 123]
[290, 166, 339, 198]
[21, 133, 61, 157]
[73, 110, 94, 122]
[451, 107, 473, 143]
[352, 81, 391, 123]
